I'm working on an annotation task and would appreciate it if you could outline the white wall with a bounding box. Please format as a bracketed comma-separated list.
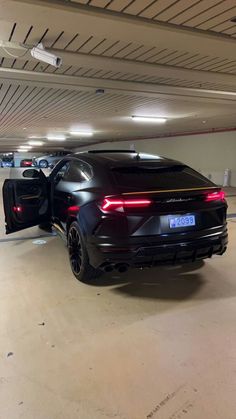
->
[79, 131, 236, 186]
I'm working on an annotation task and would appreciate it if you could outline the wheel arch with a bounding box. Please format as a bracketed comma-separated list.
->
[66, 215, 87, 238]
[66, 216, 77, 236]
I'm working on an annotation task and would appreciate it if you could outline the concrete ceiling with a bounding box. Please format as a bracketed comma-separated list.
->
[0, 0, 236, 152]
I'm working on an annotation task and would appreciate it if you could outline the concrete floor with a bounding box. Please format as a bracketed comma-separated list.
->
[1, 170, 236, 419]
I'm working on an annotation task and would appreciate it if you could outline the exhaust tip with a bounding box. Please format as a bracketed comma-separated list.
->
[116, 264, 129, 273]
[104, 265, 113, 272]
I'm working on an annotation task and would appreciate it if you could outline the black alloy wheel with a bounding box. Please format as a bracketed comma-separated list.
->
[67, 221, 101, 282]
[68, 225, 82, 276]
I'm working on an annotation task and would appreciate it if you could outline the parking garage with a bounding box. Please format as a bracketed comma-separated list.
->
[1, 1, 236, 418]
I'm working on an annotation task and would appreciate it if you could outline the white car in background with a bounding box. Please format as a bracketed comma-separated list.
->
[32, 151, 70, 168]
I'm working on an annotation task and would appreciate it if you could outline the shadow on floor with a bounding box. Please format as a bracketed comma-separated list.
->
[89, 261, 206, 301]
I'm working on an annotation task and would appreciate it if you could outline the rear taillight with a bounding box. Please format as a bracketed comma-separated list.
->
[205, 191, 225, 202]
[68, 205, 80, 214]
[101, 197, 152, 211]
[13, 205, 22, 213]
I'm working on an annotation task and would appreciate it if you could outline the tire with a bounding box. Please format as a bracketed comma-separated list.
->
[68, 221, 101, 282]
[39, 159, 49, 168]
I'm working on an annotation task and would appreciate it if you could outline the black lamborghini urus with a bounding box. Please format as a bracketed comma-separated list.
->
[3, 150, 228, 282]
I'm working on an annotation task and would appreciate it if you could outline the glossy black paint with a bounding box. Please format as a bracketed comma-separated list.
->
[3, 151, 228, 270]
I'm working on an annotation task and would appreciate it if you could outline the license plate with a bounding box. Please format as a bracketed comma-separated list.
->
[169, 215, 196, 229]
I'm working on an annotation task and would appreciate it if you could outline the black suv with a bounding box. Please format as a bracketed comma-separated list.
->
[3, 150, 228, 282]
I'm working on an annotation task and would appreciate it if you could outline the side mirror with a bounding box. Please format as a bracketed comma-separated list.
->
[22, 169, 40, 179]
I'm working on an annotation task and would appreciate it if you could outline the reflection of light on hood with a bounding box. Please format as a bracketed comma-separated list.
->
[140, 153, 163, 160]
[81, 171, 90, 181]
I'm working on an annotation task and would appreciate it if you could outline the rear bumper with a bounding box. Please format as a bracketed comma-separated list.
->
[87, 225, 228, 269]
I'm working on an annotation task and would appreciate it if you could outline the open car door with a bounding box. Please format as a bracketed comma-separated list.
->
[2, 172, 50, 234]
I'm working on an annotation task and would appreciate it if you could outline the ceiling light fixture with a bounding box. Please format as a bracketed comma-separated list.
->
[28, 140, 45, 146]
[19, 145, 32, 150]
[47, 135, 66, 141]
[131, 116, 167, 123]
[17, 149, 28, 153]
[69, 131, 93, 137]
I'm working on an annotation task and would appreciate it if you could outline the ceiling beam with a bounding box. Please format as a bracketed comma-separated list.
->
[1, 43, 236, 90]
[1, 0, 236, 60]
[1, 67, 236, 105]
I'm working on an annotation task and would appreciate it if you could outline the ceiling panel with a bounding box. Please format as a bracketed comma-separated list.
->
[89, 0, 111, 6]
[170, 0, 223, 25]
[154, 0, 201, 22]
[107, 0, 135, 12]
[72, 0, 88, 3]
[139, 0, 178, 19]
[198, 6, 236, 30]
[121, 0, 159, 16]
[157, 51, 189, 65]
[165, 52, 197, 66]
[1, 78, 236, 152]
[134, 47, 162, 62]
[91, 38, 118, 55]
[68, 0, 236, 38]
[1, 0, 236, 151]
[202, 19, 235, 33]
[101, 40, 129, 56]
[112, 42, 143, 58]
[145, 49, 177, 63]
[0, 21, 15, 40]
[183, 1, 236, 28]
[121, 45, 154, 60]
[78, 36, 106, 53]
[223, 25, 236, 34]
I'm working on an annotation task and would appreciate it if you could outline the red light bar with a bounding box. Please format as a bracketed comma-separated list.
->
[13, 205, 22, 213]
[205, 191, 225, 202]
[68, 205, 80, 213]
[101, 197, 152, 211]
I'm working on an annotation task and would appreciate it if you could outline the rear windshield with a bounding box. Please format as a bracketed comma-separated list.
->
[111, 164, 213, 191]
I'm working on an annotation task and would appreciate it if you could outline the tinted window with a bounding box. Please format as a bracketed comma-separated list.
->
[111, 164, 213, 191]
[62, 160, 93, 182]
[53, 162, 70, 181]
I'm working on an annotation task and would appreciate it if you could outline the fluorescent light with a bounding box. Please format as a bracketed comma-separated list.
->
[19, 145, 32, 150]
[47, 135, 66, 141]
[28, 140, 45, 146]
[131, 116, 167, 123]
[69, 131, 93, 137]
[17, 149, 28, 153]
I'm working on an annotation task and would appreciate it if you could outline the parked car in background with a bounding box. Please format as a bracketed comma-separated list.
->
[33, 151, 70, 168]
[1, 157, 14, 168]
[20, 159, 33, 167]
[3, 151, 228, 283]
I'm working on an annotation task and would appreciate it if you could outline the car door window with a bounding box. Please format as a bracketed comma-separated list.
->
[53, 162, 70, 182]
[62, 161, 93, 183]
